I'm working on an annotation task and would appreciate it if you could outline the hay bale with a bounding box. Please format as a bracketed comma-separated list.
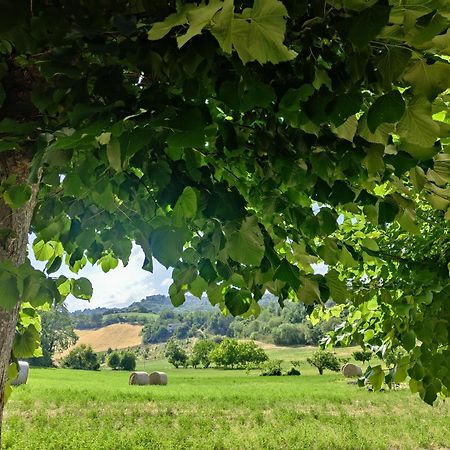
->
[149, 371, 168, 386]
[129, 371, 149, 385]
[342, 363, 363, 378]
[11, 361, 29, 386]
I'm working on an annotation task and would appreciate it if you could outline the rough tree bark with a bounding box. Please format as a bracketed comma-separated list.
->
[0, 153, 39, 447]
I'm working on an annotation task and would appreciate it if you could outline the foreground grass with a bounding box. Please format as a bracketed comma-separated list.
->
[4, 350, 450, 449]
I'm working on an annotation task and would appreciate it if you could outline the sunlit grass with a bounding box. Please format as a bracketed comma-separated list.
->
[4, 347, 450, 449]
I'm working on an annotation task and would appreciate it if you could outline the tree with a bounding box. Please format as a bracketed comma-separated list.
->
[190, 339, 217, 368]
[28, 304, 78, 367]
[272, 323, 306, 346]
[107, 352, 121, 370]
[209, 338, 268, 369]
[307, 350, 341, 375]
[164, 339, 188, 368]
[61, 345, 100, 371]
[1, 1, 450, 439]
[119, 352, 137, 371]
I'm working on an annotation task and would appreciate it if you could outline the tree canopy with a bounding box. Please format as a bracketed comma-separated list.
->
[0, 0, 449, 414]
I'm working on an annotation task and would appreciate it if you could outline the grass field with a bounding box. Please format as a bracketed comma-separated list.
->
[4, 347, 450, 450]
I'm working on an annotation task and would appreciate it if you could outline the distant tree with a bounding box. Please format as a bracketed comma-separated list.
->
[165, 339, 188, 368]
[272, 323, 306, 346]
[260, 360, 283, 376]
[62, 345, 100, 371]
[352, 350, 373, 366]
[307, 350, 341, 375]
[29, 304, 78, 367]
[107, 352, 121, 370]
[120, 352, 137, 371]
[209, 339, 267, 369]
[190, 339, 217, 368]
[175, 324, 190, 340]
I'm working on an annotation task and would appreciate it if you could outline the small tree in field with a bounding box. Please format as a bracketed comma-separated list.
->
[307, 350, 341, 375]
[352, 350, 373, 366]
[165, 339, 188, 368]
[119, 352, 136, 371]
[62, 345, 100, 371]
[107, 352, 121, 370]
[190, 339, 217, 368]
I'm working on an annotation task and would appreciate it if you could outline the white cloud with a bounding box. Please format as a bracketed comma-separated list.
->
[29, 238, 172, 311]
[160, 277, 172, 287]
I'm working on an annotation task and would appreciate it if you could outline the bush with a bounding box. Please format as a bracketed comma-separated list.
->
[285, 360, 301, 376]
[165, 339, 188, 368]
[307, 350, 341, 375]
[107, 352, 121, 370]
[62, 345, 100, 370]
[260, 360, 283, 376]
[120, 352, 136, 371]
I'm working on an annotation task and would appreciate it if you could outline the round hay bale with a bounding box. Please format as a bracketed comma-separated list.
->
[129, 371, 149, 385]
[342, 363, 363, 378]
[11, 361, 29, 386]
[149, 371, 168, 386]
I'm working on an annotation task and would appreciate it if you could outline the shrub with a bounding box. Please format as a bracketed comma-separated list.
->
[120, 352, 136, 371]
[107, 352, 120, 370]
[307, 350, 341, 375]
[260, 360, 283, 376]
[62, 345, 100, 371]
[165, 339, 188, 368]
[285, 360, 301, 376]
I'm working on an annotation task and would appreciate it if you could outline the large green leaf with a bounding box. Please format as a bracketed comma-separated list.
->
[231, 0, 297, 64]
[347, 2, 390, 48]
[150, 226, 188, 268]
[211, 0, 235, 54]
[397, 96, 440, 152]
[148, 5, 194, 40]
[72, 278, 93, 300]
[0, 270, 19, 310]
[173, 187, 198, 225]
[227, 216, 265, 266]
[367, 91, 405, 133]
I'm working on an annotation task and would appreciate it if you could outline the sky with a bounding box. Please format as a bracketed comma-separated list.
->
[29, 240, 173, 312]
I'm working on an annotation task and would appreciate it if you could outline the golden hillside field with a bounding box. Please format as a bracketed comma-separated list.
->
[57, 323, 143, 357]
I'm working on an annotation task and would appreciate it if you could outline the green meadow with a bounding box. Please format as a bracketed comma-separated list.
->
[4, 347, 450, 450]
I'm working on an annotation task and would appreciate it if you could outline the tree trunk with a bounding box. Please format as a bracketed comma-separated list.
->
[0, 152, 39, 447]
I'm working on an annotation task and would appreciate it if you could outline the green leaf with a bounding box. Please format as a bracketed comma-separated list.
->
[177, 0, 223, 48]
[347, 3, 390, 48]
[169, 283, 186, 307]
[325, 269, 348, 303]
[402, 330, 416, 351]
[225, 288, 252, 316]
[394, 356, 410, 383]
[227, 216, 265, 266]
[210, 0, 234, 54]
[367, 91, 405, 133]
[403, 60, 450, 100]
[297, 277, 321, 305]
[375, 47, 412, 88]
[148, 5, 193, 40]
[99, 253, 119, 273]
[107, 137, 122, 172]
[231, 0, 297, 64]
[33, 240, 55, 261]
[3, 184, 31, 210]
[173, 187, 198, 225]
[397, 96, 440, 150]
[72, 278, 93, 300]
[274, 259, 300, 291]
[150, 226, 188, 268]
[190, 276, 208, 298]
[368, 365, 385, 391]
[0, 270, 19, 310]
